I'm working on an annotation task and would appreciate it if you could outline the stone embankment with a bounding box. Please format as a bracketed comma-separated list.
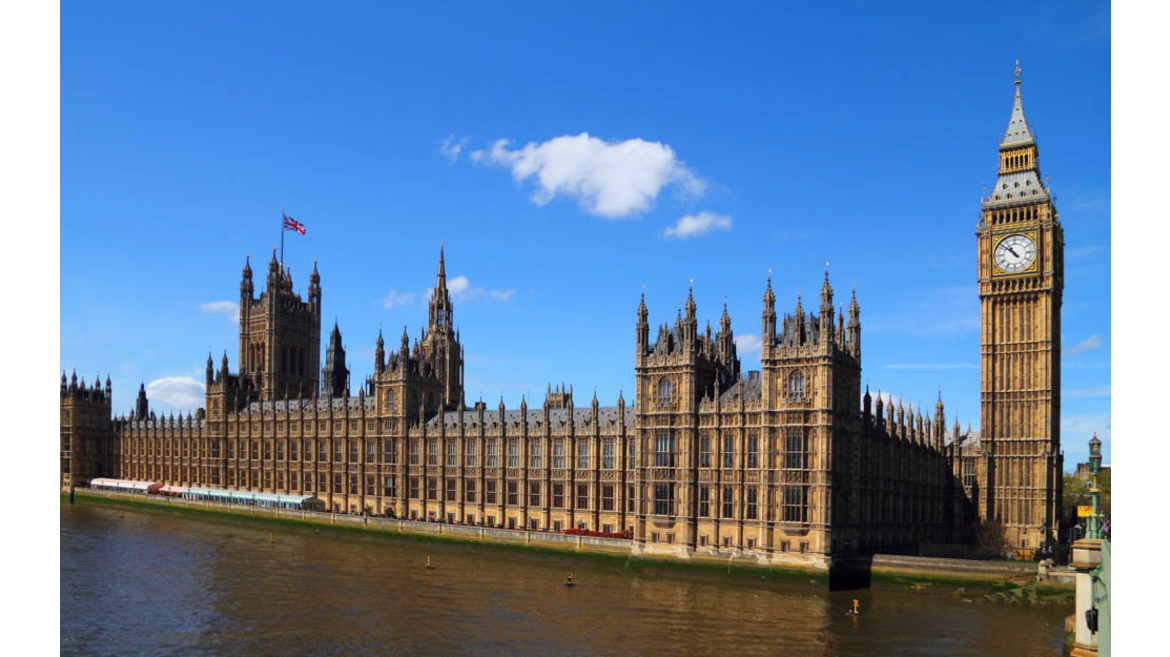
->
[67, 488, 1073, 589]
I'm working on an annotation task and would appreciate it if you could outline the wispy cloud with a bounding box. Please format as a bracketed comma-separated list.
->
[1065, 334, 1102, 355]
[146, 376, 205, 410]
[662, 212, 732, 240]
[884, 363, 977, 370]
[735, 333, 762, 358]
[199, 300, 239, 323]
[1063, 386, 1111, 399]
[1066, 244, 1108, 262]
[448, 275, 515, 303]
[470, 133, 706, 218]
[439, 135, 470, 162]
[867, 284, 979, 337]
[380, 290, 417, 308]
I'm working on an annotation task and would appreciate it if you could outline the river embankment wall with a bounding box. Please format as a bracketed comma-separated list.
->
[66, 488, 1067, 586]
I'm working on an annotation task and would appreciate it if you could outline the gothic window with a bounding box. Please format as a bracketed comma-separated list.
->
[627, 485, 636, 512]
[700, 433, 712, 468]
[465, 480, 477, 502]
[747, 431, 759, 468]
[784, 429, 806, 469]
[553, 483, 564, 507]
[428, 440, 438, 466]
[577, 484, 589, 509]
[410, 477, 420, 499]
[384, 476, 396, 498]
[577, 441, 589, 469]
[507, 481, 518, 505]
[486, 480, 497, 504]
[789, 371, 805, 397]
[553, 441, 565, 469]
[783, 486, 807, 523]
[602, 440, 615, 469]
[530, 442, 542, 469]
[657, 378, 673, 405]
[447, 442, 457, 467]
[507, 440, 519, 468]
[602, 484, 615, 511]
[722, 433, 734, 468]
[654, 430, 674, 467]
[529, 482, 541, 507]
[722, 487, 734, 519]
[746, 488, 758, 520]
[466, 441, 477, 468]
[410, 440, 420, 465]
[628, 438, 636, 468]
[427, 479, 437, 500]
[653, 483, 675, 516]
[385, 390, 395, 409]
[699, 486, 711, 517]
[486, 440, 497, 467]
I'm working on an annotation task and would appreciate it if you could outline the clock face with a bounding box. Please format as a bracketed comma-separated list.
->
[994, 234, 1036, 273]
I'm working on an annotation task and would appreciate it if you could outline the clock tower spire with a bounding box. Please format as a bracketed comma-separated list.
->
[976, 63, 1064, 554]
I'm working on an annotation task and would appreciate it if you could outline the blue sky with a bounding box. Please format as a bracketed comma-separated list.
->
[60, 1, 1110, 468]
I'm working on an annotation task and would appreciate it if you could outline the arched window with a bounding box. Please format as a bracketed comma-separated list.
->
[658, 378, 673, 404]
[789, 371, 805, 397]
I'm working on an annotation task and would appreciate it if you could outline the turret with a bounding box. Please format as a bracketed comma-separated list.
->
[308, 259, 321, 312]
[636, 291, 649, 354]
[322, 321, 348, 398]
[375, 329, 385, 373]
[819, 269, 834, 341]
[135, 382, 149, 419]
[206, 352, 214, 387]
[717, 301, 735, 366]
[934, 393, 946, 446]
[847, 288, 861, 357]
[684, 284, 698, 346]
[240, 254, 253, 300]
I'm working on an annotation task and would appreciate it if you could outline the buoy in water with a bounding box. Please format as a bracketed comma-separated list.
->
[564, 572, 575, 587]
[846, 598, 860, 616]
[425, 556, 434, 570]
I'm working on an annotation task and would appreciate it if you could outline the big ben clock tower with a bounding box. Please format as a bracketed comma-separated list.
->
[977, 63, 1064, 553]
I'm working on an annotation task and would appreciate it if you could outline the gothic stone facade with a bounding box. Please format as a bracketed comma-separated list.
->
[60, 76, 1063, 562]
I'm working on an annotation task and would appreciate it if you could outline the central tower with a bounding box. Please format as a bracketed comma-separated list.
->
[420, 245, 463, 408]
[977, 66, 1064, 551]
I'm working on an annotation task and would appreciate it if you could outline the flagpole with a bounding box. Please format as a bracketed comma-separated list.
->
[280, 207, 285, 267]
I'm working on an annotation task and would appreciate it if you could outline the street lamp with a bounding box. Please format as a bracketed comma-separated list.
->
[1087, 433, 1103, 540]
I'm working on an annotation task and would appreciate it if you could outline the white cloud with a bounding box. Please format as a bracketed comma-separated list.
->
[440, 135, 470, 162]
[735, 334, 762, 358]
[146, 376, 205, 410]
[1063, 386, 1111, 399]
[884, 363, 978, 370]
[381, 290, 417, 308]
[446, 275, 515, 303]
[1065, 334, 1102, 355]
[471, 133, 706, 218]
[199, 300, 239, 323]
[662, 212, 732, 240]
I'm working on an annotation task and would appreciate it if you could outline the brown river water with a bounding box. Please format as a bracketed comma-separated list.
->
[61, 501, 1068, 656]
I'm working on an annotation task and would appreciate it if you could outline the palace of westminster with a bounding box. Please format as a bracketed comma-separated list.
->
[60, 75, 1066, 565]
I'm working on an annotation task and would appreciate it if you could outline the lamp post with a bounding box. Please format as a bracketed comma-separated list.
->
[1087, 433, 1102, 540]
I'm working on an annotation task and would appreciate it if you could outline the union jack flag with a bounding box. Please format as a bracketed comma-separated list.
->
[282, 211, 306, 235]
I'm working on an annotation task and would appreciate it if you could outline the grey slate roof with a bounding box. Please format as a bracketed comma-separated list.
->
[426, 406, 635, 430]
[719, 377, 762, 405]
[945, 428, 982, 451]
[984, 170, 1048, 207]
[1001, 84, 1035, 146]
[246, 396, 377, 414]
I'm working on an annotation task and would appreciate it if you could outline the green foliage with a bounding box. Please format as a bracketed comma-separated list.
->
[1063, 472, 1110, 526]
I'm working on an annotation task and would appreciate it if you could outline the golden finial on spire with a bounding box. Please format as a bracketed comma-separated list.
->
[1014, 60, 1022, 83]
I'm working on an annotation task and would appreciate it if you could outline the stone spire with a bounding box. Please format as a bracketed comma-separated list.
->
[1001, 60, 1035, 147]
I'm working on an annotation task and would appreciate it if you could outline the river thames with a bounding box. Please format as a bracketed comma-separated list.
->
[61, 502, 1068, 656]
